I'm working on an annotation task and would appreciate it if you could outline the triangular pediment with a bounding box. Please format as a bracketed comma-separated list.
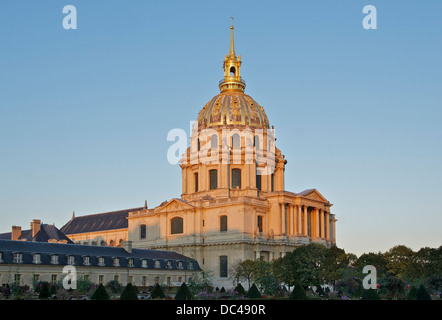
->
[155, 198, 194, 213]
[298, 189, 328, 203]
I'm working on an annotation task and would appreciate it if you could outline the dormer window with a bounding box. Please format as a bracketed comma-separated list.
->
[113, 258, 120, 267]
[98, 257, 105, 266]
[166, 260, 172, 269]
[128, 258, 134, 267]
[141, 259, 148, 268]
[177, 261, 183, 269]
[33, 254, 41, 264]
[51, 254, 59, 265]
[154, 260, 161, 268]
[13, 253, 23, 264]
[83, 256, 90, 266]
[67, 255, 75, 265]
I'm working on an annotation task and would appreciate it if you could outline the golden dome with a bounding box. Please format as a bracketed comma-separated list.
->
[197, 23, 270, 130]
[197, 91, 270, 129]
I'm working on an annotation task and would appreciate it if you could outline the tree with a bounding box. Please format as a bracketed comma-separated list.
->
[406, 285, 418, 300]
[416, 284, 431, 300]
[90, 284, 110, 300]
[150, 283, 166, 299]
[175, 282, 193, 300]
[289, 281, 308, 300]
[230, 260, 258, 290]
[119, 283, 139, 300]
[384, 275, 405, 300]
[355, 251, 388, 278]
[246, 283, 262, 299]
[38, 282, 51, 299]
[233, 283, 246, 296]
[320, 245, 351, 286]
[384, 245, 415, 279]
[286, 243, 328, 287]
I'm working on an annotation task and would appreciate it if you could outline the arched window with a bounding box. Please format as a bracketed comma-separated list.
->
[230, 66, 236, 77]
[220, 215, 228, 232]
[171, 217, 184, 234]
[140, 224, 146, 239]
[209, 169, 218, 190]
[231, 168, 241, 189]
[211, 134, 218, 150]
[232, 133, 240, 149]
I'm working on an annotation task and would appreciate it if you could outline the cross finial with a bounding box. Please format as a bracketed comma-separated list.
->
[230, 15, 234, 26]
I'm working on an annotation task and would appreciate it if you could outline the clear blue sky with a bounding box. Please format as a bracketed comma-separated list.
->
[1, 1, 441, 256]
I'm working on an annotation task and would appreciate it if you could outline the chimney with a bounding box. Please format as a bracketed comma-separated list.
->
[31, 219, 41, 238]
[122, 241, 132, 253]
[11, 226, 21, 240]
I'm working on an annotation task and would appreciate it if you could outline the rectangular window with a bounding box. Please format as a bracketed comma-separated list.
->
[99, 275, 104, 285]
[83, 256, 90, 266]
[14, 274, 21, 285]
[98, 257, 105, 266]
[114, 275, 119, 282]
[257, 216, 263, 233]
[128, 259, 134, 267]
[67, 255, 75, 265]
[220, 215, 228, 232]
[141, 259, 148, 268]
[219, 256, 228, 278]
[177, 261, 183, 269]
[256, 173, 261, 191]
[51, 275, 57, 285]
[142, 276, 147, 287]
[271, 174, 275, 192]
[231, 168, 241, 189]
[194, 172, 199, 192]
[113, 258, 120, 267]
[140, 225, 146, 239]
[33, 274, 40, 284]
[209, 169, 218, 190]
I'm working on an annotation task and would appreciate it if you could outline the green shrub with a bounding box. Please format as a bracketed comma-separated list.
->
[150, 283, 166, 299]
[247, 283, 262, 299]
[90, 284, 110, 300]
[361, 289, 381, 300]
[119, 283, 139, 300]
[416, 285, 431, 300]
[289, 282, 308, 300]
[406, 285, 418, 300]
[38, 282, 51, 299]
[175, 282, 193, 300]
[234, 283, 246, 296]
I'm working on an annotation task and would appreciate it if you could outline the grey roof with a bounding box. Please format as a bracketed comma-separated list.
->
[60, 207, 143, 235]
[0, 224, 73, 244]
[296, 189, 316, 196]
[0, 239, 201, 271]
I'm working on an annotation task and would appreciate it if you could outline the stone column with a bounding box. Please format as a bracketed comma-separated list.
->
[315, 209, 320, 239]
[290, 205, 295, 237]
[303, 205, 308, 236]
[326, 211, 330, 241]
[320, 209, 325, 239]
[280, 203, 286, 236]
[297, 205, 302, 235]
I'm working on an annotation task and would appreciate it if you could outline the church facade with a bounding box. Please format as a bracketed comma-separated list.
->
[125, 24, 337, 289]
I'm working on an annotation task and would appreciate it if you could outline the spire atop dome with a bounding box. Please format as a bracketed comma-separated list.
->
[219, 21, 246, 93]
[229, 16, 235, 57]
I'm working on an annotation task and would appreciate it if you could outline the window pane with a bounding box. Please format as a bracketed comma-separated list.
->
[232, 134, 240, 148]
[209, 169, 218, 190]
[140, 225, 146, 239]
[194, 172, 199, 192]
[232, 169, 241, 189]
[220, 216, 227, 232]
[257, 216, 263, 233]
[171, 217, 183, 234]
[256, 173, 261, 191]
[220, 256, 228, 278]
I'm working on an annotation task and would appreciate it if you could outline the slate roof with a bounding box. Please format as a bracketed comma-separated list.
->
[0, 224, 73, 244]
[0, 239, 201, 271]
[296, 189, 316, 196]
[60, 207, 143, 235]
